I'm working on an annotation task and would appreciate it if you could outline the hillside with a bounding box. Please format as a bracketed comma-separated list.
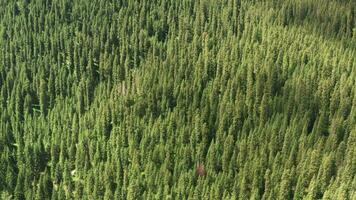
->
[0, 0, 355, 199]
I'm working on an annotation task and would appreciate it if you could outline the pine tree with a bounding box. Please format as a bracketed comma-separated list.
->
[39, 78, 48, 115]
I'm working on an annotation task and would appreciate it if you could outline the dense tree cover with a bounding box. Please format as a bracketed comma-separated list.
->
[0, 0, 355, 199]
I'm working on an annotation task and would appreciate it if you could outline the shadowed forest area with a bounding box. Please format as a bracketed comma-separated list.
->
[0, 0, 355, 199]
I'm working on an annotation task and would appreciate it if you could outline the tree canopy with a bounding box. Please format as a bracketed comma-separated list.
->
[0, 0, 355, 199]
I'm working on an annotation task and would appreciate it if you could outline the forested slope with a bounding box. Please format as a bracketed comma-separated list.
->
[0, 0, 355, 199]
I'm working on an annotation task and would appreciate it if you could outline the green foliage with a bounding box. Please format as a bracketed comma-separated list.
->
[0, 0, 355, 199]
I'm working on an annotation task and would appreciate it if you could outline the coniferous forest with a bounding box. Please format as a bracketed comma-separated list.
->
[0, 0, 356, 199]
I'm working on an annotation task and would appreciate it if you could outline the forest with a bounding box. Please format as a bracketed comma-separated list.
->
[0, 0, 355, 199]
